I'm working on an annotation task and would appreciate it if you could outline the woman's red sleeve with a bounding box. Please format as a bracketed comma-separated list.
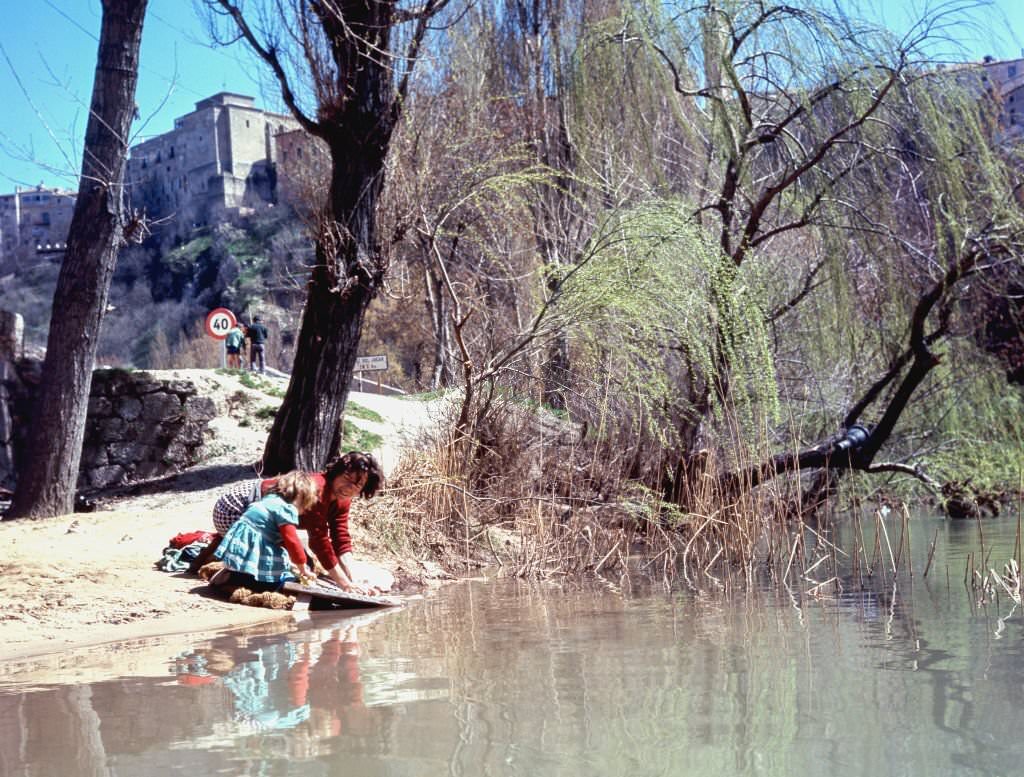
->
[298, 473, 338, 569]
[330, 498, 353, 557]
[279, 524, 307, 566]
[302, 503, 339, 569]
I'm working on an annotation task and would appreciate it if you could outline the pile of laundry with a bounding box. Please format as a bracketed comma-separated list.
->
[156, 530, 218, 573]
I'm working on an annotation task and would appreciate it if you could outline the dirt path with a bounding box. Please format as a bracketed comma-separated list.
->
[344, 389, 450, 476]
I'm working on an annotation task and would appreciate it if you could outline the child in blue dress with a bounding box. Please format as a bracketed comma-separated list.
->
[214, 471, 320, 591]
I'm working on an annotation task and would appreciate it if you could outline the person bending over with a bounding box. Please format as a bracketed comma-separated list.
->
[211, 452, 392, 594]
[213, 471, 320, 591]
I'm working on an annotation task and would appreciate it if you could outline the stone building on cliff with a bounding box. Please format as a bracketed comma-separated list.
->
[0, 185, 76, 273]
[125, 92, 299, 245]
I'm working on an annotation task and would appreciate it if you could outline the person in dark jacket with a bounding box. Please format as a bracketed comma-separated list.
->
[247, 316, 269, 374]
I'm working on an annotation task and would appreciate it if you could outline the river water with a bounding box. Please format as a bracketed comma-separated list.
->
[2, 513, 1023, 776]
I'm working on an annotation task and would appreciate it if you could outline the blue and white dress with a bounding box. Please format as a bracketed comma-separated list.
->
[214, 493, 299, 583]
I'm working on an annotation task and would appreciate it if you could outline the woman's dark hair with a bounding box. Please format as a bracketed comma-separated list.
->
[324, 451, 383, 499]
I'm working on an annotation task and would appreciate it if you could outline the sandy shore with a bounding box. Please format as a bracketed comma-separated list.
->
[0, 495, 294, 665]
[0, 371, 439, 668]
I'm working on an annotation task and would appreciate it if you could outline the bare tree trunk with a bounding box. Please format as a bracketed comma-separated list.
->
[537, 112, 576, 411]
[9, 0, 147, 518]
[262, 132, 388, 472]
[528, 4, 577, 412]
[425, 265, 453, 389]
[262, 250, 374, 470]
[213, 0, 443, 473]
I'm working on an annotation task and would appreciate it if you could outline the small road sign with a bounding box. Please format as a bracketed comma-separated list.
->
[354, 355, 388, 372]
[205, 308, 237, 340]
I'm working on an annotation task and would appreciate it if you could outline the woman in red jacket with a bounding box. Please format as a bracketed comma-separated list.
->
[211, 452, 390, 593]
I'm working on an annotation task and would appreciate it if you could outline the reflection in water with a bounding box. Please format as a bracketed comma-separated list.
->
[1, 513, 1023, 776]
[168, 614, 398, 764]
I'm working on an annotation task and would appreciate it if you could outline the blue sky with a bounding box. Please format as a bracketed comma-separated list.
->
[0, 0, 1022, 192]
[0, 0, 266, 190]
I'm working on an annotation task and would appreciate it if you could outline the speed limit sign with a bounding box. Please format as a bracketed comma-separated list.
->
[205, 307, 237, 340]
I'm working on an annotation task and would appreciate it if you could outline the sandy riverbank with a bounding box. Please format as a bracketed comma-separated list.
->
[0, 370, 443, 667]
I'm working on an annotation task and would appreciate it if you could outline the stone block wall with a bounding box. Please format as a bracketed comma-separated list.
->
[78, 369, 216, 490]
[0, 322, 216, 492]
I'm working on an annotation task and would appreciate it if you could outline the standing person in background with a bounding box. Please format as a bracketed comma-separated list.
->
[247, 316, 269, 374]
[225, 321, 246, 370]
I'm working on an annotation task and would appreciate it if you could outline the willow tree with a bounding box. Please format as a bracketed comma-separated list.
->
[558, 1, 1024, 507]
[488, 0, 586, 410]
[9, 0, 148, 519]
[723, 63, 1024, 508]
[207, 0, 448, 472]
[613, 2, 949, 432]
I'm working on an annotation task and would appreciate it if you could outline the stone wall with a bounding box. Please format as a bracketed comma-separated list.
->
[0, 310, 24, 486]
[0, 317, 215, 493]
[78, 369, 216, 490]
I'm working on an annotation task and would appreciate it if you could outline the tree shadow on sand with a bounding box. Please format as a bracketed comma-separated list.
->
[80, 463, 259, 505]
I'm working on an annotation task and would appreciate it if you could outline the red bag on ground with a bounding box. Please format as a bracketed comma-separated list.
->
[169, 530, 216, 549]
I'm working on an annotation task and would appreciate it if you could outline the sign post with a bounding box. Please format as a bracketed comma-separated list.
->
[353, 355, 388, 393]
[205, 307, 237, 368]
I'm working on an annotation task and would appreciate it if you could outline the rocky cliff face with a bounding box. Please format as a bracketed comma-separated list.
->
[0, 209, 309, 366]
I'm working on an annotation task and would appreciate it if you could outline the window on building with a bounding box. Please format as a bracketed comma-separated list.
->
[41, 212, 50, 225]
[1010, 65, 1018, 78]
[246, 119, 250, 128]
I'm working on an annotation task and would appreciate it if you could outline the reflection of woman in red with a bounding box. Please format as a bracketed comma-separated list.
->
[307, 626, 372, 738]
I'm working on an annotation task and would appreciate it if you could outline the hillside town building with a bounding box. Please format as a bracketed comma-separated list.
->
[983, 55, 1024, 138]
[125, 92, 299, 244]
[0, 186, 75, 272]
[273, 127, 329, 216]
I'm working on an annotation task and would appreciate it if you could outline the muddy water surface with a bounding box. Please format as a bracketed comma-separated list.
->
[2, 512, 1023, 776]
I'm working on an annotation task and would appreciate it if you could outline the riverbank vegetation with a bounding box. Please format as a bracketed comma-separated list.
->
[368, 0, 1024, 583]
[7, 2, 1023, 585]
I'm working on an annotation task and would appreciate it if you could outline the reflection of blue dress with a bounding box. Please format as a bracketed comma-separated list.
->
[214, 493, 298, 583]
[223, 643, 310, 731]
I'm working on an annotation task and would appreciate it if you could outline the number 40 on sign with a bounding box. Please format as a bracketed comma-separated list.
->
[205, 308, 237, 340]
